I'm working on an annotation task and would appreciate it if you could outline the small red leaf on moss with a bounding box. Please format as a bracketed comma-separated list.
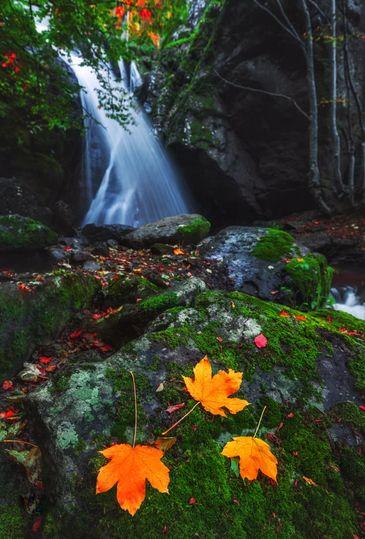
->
[254, 334, 268, 349]
[166, 403, 185, 414]
[359, 405, 365, 412]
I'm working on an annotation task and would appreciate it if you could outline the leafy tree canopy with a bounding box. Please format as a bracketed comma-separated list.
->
[0, 0, 189, 135]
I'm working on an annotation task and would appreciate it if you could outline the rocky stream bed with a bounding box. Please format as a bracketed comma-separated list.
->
[0, 213, 364, 538]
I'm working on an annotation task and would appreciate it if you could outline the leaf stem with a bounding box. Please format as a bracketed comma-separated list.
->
[162, 402, 200, 436]
[253, 406, 267, 438]
[129, 371, 138, 448]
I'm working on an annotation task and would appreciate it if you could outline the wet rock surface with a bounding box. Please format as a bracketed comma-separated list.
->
[124, 214, 211, 247]
[0, 216, 363, 537]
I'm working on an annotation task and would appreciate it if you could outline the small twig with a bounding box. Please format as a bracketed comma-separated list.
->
[1, 439, 39, 449]
[129, 371, 138, 448]
[162, 402, 200, 436]
[253, 406, 267, 438]
[214, 69, 310, 121]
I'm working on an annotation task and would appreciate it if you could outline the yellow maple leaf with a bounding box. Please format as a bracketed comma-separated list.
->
[222, 436, 278, 481]
[96, 444, 170, 516]
[183, 356, 249, 416]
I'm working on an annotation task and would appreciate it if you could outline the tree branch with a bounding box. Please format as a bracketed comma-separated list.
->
[253, 0, 305, 50]
[214, 69, 310, 121]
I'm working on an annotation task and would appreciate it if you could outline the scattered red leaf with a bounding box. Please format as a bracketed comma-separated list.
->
[166, 403, 185, 414]
[17, 282, 33, 293]
[279, 310, 290, 317]
[188, 497, 196, 505]
[359, 405, 365, 412]
[0, 409, 17, 420]
[2, 380, 13, 391]
[294, 315, 307, 321]
[254, 334, 268, 349]
[31, 516, 42, 533]
[39, 356, 52, 365]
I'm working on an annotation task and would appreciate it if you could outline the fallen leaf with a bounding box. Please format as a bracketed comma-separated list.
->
[359, 405, 365, 412]
[96, 444, 170, 516]
[0, 409, 17, 420]
[155, 437, 177, 452]
[156, 382, 164, 393]
[173, 248, 186, 256]
[294, 315, 307, 321]
[302, 476, 317, 486]
[31, 516, 42, 533]
[254, 334, 268, 349]
[183, 356, 249, 417]
[222, 436, 277, 481]
[38, 356, 52, 365]
[18, 363, 42, 382]
[279, 310, 291, 318]
[188, 497, 196, 505]
[2, 380, 14, 391]
[166, 403, 185, 414]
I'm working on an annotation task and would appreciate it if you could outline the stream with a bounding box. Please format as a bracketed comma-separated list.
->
[331, 265, 365, 320]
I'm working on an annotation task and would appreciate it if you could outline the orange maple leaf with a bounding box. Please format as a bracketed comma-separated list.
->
[222, 436, 278, 481]
[96, 444, 170, 515]
[183, 356, 249, 416]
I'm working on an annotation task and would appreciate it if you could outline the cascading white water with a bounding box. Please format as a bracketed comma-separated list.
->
[331, 286, 365, 320]
[69, 53, 191, 227]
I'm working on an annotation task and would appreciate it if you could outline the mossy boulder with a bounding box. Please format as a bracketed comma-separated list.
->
[27, 290, 364, 538]
[124, 214, 211, 247]
[200, 227, 333, 310]
[0, 271, 100, 378]
[0, 214, 58, 251]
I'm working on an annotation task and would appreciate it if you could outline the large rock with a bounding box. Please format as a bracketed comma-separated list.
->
[0, 271, 100, 378]
[0, 214, 58, 252]
[27, 290, 364, 538]
[149, 1, 365, 225]
[124, 214, 211, 247]
[199, 226, 333, 310]
[81, 223, 135, 244]
[0, 177, 52, 225]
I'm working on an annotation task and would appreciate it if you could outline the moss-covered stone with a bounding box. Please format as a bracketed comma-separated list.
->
[285, 254, 334, 310]
[27, 288, 364, 538]
[0, 271, 100, 377]
[252, 228, 295, 262]
[177, 215, 211, 244]
[0, 214, 57, 251]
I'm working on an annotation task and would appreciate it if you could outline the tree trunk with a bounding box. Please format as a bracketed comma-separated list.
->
[330, 0, 345, 193]
[300, 0, 331, 213]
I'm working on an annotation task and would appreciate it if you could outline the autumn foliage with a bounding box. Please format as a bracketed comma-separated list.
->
[183, 356, 249, 416]
[96, 355, 278, 515]
[96, 444, 170, 516]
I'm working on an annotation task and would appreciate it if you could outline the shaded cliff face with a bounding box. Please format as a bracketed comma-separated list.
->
[149, 0, 365, 227]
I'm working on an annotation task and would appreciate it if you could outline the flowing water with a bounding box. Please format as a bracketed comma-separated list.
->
[331, 266, 365, 320]
[69, 54, 191, 227]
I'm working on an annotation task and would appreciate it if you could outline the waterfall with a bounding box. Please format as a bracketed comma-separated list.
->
[331, 286, 365, 320]
[69, 53, 192, 227]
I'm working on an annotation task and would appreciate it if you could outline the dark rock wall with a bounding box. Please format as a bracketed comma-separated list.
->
[149, 0, 365, 227]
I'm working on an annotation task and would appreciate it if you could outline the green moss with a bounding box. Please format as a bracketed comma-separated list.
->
[0, 503, 25, 538]
[140, 291, 179, 313]
[178, 216, 211, 244]
[0, 214, 57, 249]
[104, 275, 160, 307]
[0, 272, 100, 377]
[285, 254, 334, 310]
[252, 228, 295, 262]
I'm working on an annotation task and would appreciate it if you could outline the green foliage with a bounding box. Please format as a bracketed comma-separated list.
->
[0, 0, 191, 137]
